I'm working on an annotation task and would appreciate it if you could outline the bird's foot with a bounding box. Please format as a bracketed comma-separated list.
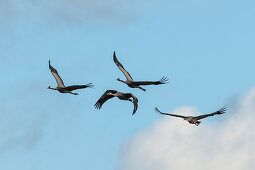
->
[139, 87, 146, 91]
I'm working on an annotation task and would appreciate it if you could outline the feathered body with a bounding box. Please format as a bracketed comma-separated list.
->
[48, 60, 93, 95]
[155, 107, 226, 126]
[113, 51, 168, 91]
[95, 90, 138, 115]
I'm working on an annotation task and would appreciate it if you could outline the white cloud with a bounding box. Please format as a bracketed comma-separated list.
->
[119, 88, 255, 170]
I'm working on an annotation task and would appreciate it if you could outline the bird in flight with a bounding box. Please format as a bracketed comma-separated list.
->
[48, 60, 93, 95]
[155, 106, 226, 126]
[113, 51, 168, 91]
[95, 90, 138, 115]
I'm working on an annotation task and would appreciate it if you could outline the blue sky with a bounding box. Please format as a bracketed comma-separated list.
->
[0, 0, 255, 170]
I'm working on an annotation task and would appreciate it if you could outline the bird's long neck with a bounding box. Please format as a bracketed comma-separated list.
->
[113, 91, 121, 97]
[117, 79, 127, 84]
[48, 86, 57, 90]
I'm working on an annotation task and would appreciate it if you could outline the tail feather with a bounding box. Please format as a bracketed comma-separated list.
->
[195, 121, 201, 126]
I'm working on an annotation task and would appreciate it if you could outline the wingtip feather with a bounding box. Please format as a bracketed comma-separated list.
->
[155, 107, 160, 113]
[113, 51, 116, 58]
[219, 106, 227, 114]
[159, 76, 169, 84]
[86, 83, 94, 88]
[94, 103, 101, 110]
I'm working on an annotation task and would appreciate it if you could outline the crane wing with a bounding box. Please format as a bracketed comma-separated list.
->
[49, 60, 65, 88]
[94, 90, 116, 109]
[131, 95, 138, 115]
[132, 77, 168, 86]
[196, 106, 226, 120]
[113, 51, 134, 81]
[63, 83, 93, 91]
[155, 107, 187, 119]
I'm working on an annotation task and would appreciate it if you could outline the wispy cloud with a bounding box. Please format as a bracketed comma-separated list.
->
[0, 82, 51, 154]
[0, 107, 48, 154]
[119, 88, 255, 170]
[0, 0, 139, 27]
[0, 128, 42, 153]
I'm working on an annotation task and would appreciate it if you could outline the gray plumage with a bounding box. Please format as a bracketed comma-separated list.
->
[48, 60, 93, 95]
[95, 90, 138, 115]
[155, 106, 226, 126]
[113, 51, 168, 91]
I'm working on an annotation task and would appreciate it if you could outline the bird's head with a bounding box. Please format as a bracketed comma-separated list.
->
[48, 86, 53, 89]
[116, 78, 121, 81]
[107, 90, 117, 95]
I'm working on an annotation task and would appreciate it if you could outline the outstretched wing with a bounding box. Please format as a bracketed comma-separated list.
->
[113, 51, 134, 81]
[63, 83, 93, 91]
[49, 60, 65, 87]
[132, 76, 168, 86]
[196, 106, 226, 120]
[155, 107, 187, 119]
[131, 95, 138, 115]
[94, 90, 116, 109]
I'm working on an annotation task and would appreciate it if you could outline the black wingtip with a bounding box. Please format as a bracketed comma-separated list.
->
[219, 106, 227, 114]
[86, 83, 94, 88]
[94, 103, 101, 110]
[132, 106, 138, 115]
[155, 107, 160, 113]
[49, 60, 53, 68]
[113, 51, 117, 61]
[159, 76, 169, 84]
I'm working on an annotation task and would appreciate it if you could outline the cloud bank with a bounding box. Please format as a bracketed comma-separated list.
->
[119, 88, 255, 170]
